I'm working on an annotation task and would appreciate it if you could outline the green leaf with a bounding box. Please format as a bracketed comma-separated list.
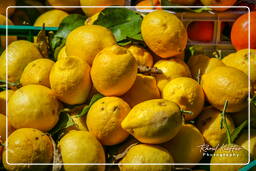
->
[251, 96, 256, 106]
[191, 7, 212, 13]
[94, 8, 143, 45]
[49, 112, 75, 136]
[76, 94, 104, 118]
[50, 14, 87, 59]
[223, 120, 248, 144]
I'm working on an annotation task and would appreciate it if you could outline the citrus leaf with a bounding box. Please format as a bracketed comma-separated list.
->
[223, 120, 248, 144]
[94, 8, 143, 45]
[50, 14, 87, 59]
[76, 94, 104, 118]
[49, 112, 75, 136]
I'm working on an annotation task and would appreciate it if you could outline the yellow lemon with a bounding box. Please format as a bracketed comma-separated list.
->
[201, 66, 248, 112]
[57, 46, 67, 60]
[210, 144, 249, 171]
[66, 25, 116, 65]
[80, 0, 125, 17]
[163, 124, 204, 167]
[87, 97, 130, 145]
[50, 56, 91, 105]
[34, 9, 68, 27]
[0, 0, 16, 16]
[122, 74, 160, 107]
[3, 128, 53, 171]
[58, 130, 105, 171]
[222, 49, 256, 83]
[8, 85, 60, 132]
[0, 40, 43, 82]
[128, 45, 154, 67]
[20, 58, 54, 88]
[154, 58, 192, 91]
[84, 12, 100, 25]
[0, 113, 14, 142]
[119, 144, 174, 171]
[0, 90, 14, 115]
[163, 77, 205, 121]
[46, 0, 80, 11]
[91, 45, 137, 96]
[121, 99, 183, 144]
[141, 10, 187, 58]
[188, 54, 225, 80]
[0, 14, 17, 49]
[196, 106, 235, 147]
[236, 130, 256, 157]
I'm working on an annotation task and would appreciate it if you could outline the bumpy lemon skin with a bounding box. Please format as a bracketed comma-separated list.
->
[0, 113, 14, 142]
[128, 45, 154, 67]
[201, 66, 249, 113]
[34, 9, 68, 27]
[154, 58, 192, 91]
[0, 90, 14, 115]
[122, 74, 160, 107]
[58, 130, 105, 171]
[57, 46, 68, 60]
[20, 58, 54, 88]
[0, 40, 43, 82]
[80, 0, 125, 17]
[188, 54, 225, 80]
[66, 25, 116, 65]
[87, 97, 130, 145]
[3, 128, 53, 171]
[163, 124, 204, 167]
[222, 49, 256, 83]
[210, 144, 249, 171]
[91, 45, 138, 96]
[121, 99, 183, 144]
[50, 56, 91, 105]
[8, 85, 60, 132]
[119, 144, 174, 171]
[163, 77, 205, 121]
[196, 106, 235, 147]
[141, 10, 187, 58]
[46, 0, 80, 12]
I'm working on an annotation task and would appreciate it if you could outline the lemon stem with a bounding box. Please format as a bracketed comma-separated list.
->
[220, 100, 232, 144]
[180, 110, 193, 115]
[196, 68, 201, 83]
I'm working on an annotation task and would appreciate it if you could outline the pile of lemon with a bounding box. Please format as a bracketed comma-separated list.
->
[0, 9, 255, 171]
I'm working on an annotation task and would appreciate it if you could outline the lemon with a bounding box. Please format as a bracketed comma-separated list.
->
[128, 45, 153, 67]
[3, 128, 53, 171]
[20, 58, 54, 88]
[46, 0, 80, 11]
[141, 10, 187, 58]
[0, 0, 16, 16]
[236, 130, 256, 157]
[122, 74, 160, 107]
[80, 0, 125, 17]
[163, 124, 204, 167]
[66, 25, 116, 65]
[121, 99, 183, 144]
[87, 97, 130, 145]
[50, 56, 91, 105]
[154, 58, 191, 91]
[0, 40, 43, 82]
[34, 9, 68, 27]
[57, 46, 67, 60]
[58, 130, 105, 171]
[85, 12, 100, 25]
[0, 113, 14, 142]
[210, 144, 249, 171]
[196, 106, 235, 147]
[188, 54, 225, 80]
[0, 14, 17, 49]
[201, 66, 248, 112]
[0, 90, 14, 115]
[91, 45, 137, 96]
[8, 85, 60, 132]
[163, 77, 205, 121]
[119, 144, 174, 171]
[222, 49, 256, 83]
